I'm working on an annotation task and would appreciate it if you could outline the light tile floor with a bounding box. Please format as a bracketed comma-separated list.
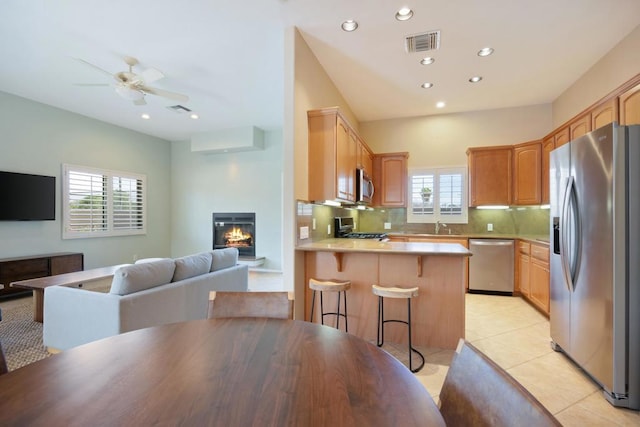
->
[249, 272, 640, 426]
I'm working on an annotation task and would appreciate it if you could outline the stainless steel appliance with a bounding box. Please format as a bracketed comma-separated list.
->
[334, 217, 387, 240]
[550, 123, 639, 409]
[468, 239, 514, 293]
[356, 168, 374, 204]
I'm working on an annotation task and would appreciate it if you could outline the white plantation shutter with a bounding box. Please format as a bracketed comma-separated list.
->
[63, 164, 146, 238]
[407, 167, 467, 223]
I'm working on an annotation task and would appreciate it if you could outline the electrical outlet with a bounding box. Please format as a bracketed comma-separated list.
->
[384, 222, 391, 230]
[300, 226, 309, 239]
[487, 223, 493, 231]
[327, 224, 332, 235]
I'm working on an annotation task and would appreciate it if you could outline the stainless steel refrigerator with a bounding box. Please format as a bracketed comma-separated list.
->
[550, 122, 640, 409]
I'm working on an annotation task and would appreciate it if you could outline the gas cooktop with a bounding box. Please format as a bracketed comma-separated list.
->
[343, 232, 388, 240]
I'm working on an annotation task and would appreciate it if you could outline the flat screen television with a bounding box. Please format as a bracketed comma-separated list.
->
[0, 171, 56, 221]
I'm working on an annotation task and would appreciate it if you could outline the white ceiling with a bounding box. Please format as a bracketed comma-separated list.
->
[1, 1, 639, 142]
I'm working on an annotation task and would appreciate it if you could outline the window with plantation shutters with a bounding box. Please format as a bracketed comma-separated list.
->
[407, 167, 468, 224]
[63, 164, 146, 238]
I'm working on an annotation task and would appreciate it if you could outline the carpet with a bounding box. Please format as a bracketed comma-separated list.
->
[0, 299, 49, 371]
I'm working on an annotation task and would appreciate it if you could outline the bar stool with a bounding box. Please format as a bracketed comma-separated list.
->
[309, 278, 351, 332]
[372, 284, 425, 373]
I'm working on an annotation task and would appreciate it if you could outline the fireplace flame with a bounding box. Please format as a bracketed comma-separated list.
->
[224, 226, 253, 247]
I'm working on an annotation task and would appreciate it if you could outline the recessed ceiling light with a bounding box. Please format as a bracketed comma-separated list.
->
[478, 47, 494, 57]
[421, 82, 434, 89]
[141, 113, 150, 120]
[436, 101, 446, 108]
[190, 114, 199, 119]
[469, 76, 483, 83]
[341, 20, 358, 32]
[420, 57, 435, 65]
[395, 7, 414, 21]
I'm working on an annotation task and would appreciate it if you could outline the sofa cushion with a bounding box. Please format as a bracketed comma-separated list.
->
[110, 259, 176, 296]
[135, 258, 167, 264]
[173, 252, 213, 282]
[211, 248, 239, 271]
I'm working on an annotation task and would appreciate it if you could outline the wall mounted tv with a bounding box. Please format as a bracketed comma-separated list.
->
[0, 171, 56, 221]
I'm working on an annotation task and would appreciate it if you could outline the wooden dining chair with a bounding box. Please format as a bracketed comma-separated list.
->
[0, 341, 8, 375]
[438, 339, 561, 427]
[208, 291, 294, 320]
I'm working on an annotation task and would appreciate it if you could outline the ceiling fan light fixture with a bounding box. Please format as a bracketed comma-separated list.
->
[396, 7, 414, 21]
[116, 85, 145, 101]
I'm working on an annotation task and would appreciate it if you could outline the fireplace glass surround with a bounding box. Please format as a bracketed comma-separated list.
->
[213, 212, 255, 258]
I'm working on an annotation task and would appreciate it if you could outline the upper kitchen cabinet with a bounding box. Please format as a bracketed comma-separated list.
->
[620, 82, 640, 125]
[356, 137, 374, 175]
[541, 136, 555, 204]
[591, 98, 619, 130]
[569, 113, 592, 140]
[467, 146, 513, 207]
[513, 140, 542, 205]
[554, 126, 570, 148]
[308, 107, 357, 203]
[373, 152, 408, 207]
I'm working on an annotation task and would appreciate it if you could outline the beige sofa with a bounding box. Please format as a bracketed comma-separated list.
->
[43, 248, 248, 351]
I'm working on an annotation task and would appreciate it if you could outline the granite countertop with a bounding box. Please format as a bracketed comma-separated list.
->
[296, 238, 472, 256]
[386, 233, 550, 245]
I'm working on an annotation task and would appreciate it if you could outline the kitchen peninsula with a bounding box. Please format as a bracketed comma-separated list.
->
[297, 239, 472, 350]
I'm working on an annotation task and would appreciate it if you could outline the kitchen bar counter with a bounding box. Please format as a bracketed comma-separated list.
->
[297, 238, 472, 255]
[297, 238, 471, 350]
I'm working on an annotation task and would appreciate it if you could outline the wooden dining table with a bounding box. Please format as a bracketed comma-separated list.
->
[0, 318, 445, 426]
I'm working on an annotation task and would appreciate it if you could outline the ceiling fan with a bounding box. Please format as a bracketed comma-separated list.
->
[74, 56, 189, 106]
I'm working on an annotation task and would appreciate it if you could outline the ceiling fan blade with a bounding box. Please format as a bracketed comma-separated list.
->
[73, 58, 114, 78]
[74, 83, 110, 87]
[140, 67, 164, 84]
[133, 98, 147, 106]
[140, 85, 189, 102]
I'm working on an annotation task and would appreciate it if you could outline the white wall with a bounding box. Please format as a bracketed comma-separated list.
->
[0, 91, 172, 269]
[360, 104, 552, 167]
[170, 130, 283, 271]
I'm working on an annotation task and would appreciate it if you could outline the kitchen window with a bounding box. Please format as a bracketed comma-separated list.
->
[62, 164, 146, 239]
[407, 167, 468, 223]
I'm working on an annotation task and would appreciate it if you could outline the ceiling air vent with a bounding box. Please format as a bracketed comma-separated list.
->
[405, 30, 441, 53]
[167, 105, 192, 113]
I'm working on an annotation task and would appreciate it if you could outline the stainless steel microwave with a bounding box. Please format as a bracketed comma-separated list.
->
[356, 168, 374, 204]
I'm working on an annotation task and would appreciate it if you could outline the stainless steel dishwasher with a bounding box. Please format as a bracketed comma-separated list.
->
[469, 239, 514, 294]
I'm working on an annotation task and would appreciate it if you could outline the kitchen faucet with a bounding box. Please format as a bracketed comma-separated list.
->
[435, 220, 448, 234]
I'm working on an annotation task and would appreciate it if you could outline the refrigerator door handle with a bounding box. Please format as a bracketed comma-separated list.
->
[560, 176, 576, 291]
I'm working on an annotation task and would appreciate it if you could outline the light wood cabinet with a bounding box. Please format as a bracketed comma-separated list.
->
[513, 140, 542, 205]
[620, 82, 640, 125]
[554, 126, 570, 148]
[517, 240, 549, 315]
[570, 113, 592, 140]
[307, 108, 357, 203]
[541, 136, 555, 204]
[467, 146, 513, 207]
[372, 152, 408, 207]
[529, 244, 550, 314]
[518, 241, 531, 298]
[357, 138, 373, 175]
[591, 98, 618, 130]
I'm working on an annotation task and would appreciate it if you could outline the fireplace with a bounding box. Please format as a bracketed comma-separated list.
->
[212, 213, 255, 258]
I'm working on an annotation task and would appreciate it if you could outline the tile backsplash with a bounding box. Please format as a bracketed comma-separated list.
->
[296, 201, 549, 243]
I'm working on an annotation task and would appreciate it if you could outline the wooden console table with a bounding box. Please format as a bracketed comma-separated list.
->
[0, 252, 83, 301]
[10, 263, 124, 323]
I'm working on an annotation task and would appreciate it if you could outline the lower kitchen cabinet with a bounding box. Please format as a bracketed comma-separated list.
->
[517, 240, 549, 315]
